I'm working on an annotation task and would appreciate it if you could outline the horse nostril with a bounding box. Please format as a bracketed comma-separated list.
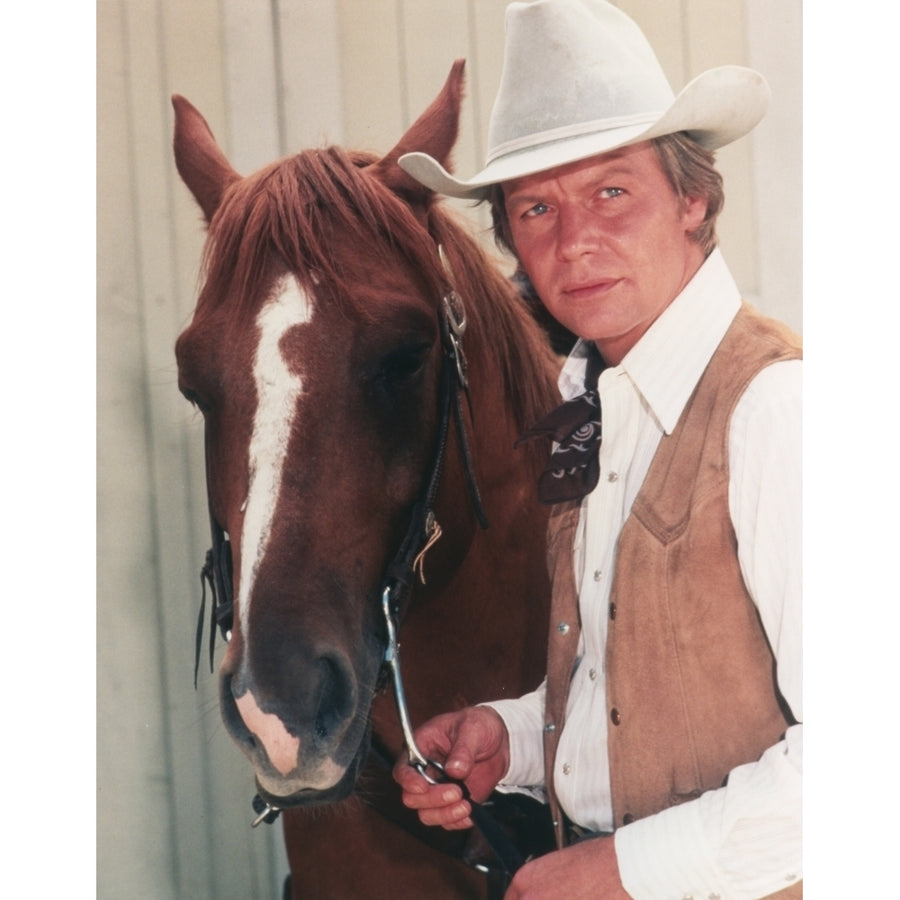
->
[312, 655, 355, 741]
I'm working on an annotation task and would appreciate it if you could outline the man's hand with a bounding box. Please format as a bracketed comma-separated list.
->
[506, 836, 632, 899]
[391, 705, 510, 830]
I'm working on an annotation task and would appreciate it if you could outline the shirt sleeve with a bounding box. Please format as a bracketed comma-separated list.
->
[482, 679, 549, 792]
[616, 359, 803, 899]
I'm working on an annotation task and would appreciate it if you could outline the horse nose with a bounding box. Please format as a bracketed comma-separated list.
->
[225, 647, 359, 762]
[234, 687, 301, 776]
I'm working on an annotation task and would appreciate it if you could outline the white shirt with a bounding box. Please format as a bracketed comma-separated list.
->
[488, 250, 802, 898]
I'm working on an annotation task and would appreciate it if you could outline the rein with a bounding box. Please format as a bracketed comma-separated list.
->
[192, 251, 527, 884]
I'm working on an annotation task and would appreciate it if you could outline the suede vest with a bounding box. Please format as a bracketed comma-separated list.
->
[541, 304, 802, 896]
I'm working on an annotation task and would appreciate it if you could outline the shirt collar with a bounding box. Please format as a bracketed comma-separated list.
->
[557, 248, 742, 434]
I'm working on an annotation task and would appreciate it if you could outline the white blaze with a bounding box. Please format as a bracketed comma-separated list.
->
[238, 275, 312, 643]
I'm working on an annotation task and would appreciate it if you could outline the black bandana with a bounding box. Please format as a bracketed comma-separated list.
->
[518, 349, 605, 504]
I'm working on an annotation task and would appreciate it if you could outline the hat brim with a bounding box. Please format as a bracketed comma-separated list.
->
[399, 66, 770, 200]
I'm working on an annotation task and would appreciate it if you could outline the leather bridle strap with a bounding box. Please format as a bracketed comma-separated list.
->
[383, 287, 488, 609]
[194, 438, 235, 688]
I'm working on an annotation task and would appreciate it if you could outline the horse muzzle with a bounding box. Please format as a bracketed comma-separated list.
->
[220, 652, 372, 804]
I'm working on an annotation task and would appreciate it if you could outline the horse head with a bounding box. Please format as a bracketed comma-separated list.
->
[173, 62, 557, 811]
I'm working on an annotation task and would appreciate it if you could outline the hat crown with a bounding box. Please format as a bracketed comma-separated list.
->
[488, 0, 675, 162]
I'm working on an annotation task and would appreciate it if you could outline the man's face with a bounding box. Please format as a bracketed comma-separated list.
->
[504, 141, 708, 363]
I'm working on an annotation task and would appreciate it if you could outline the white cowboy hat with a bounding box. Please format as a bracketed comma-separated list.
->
[399, 0, 770, 200]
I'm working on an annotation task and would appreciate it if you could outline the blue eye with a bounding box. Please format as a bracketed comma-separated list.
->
[600, 187, 624, 199]
[524, 202, 550, 218]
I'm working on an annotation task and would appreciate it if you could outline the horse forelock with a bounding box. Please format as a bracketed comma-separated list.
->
[197, 147, 445, 328]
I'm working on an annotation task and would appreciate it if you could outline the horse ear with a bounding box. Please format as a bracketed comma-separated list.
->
[370, 59, 465, 216]
[172, 95, 241, 223]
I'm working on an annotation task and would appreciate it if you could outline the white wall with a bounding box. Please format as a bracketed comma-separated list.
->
[97, 1, 801, 896]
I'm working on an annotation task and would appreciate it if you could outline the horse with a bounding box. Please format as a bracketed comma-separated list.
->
[173, 61, 561, 898]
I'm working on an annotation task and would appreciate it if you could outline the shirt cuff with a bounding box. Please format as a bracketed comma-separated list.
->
[481, 686, 547, 789]
[615, 795, 734, 899]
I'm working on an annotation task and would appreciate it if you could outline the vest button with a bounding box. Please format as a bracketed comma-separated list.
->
[557, 621, 570, 634]
[608, 602, 616, 619]
[622, 813, 634, 825]
[610, 707, 621, 726]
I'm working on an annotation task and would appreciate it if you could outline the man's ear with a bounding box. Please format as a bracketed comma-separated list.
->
[682, 193, 709, 235]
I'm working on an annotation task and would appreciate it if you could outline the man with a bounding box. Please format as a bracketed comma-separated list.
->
[393, 1, 801, 898]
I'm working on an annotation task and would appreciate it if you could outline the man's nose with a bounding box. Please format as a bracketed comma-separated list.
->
[556, 204, 602, 261]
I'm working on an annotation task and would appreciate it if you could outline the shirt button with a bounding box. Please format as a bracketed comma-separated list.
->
[610, 707, 621, 726]
[562, 763, 571, 775]
[607, 471, 618, 482]
[589, 668, 597, 681]
[593, 569, 602, 581]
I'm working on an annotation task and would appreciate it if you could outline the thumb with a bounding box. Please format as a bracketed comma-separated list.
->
[444, 739, 478, 780]
[442, 707, 503, 780]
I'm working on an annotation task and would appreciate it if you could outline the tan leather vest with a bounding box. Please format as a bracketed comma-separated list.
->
[542, 304, 802, 896]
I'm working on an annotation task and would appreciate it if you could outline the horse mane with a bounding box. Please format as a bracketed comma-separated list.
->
[198, 145, 560, 435]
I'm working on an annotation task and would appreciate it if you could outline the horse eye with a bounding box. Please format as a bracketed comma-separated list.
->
[378, 343, 430, 387]
[181, 386, 211, 414]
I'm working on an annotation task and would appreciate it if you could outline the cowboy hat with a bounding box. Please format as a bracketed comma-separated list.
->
[399, 0, 770, 199]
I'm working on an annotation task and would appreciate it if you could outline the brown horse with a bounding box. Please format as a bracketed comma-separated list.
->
[173, 62, 560, 898]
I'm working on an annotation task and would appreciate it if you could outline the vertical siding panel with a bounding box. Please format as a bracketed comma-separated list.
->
[683, 0, 758, 295]
[220, 0, 281, 172]
[276, 0, 345, 151]
[338, 0, 405, 153]
[744, 0, 802, 330]
[97, 1, 179, 896]
[120, 0, 223, 896]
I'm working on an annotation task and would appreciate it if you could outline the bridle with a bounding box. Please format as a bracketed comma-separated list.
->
[193, 249, 526, 883]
